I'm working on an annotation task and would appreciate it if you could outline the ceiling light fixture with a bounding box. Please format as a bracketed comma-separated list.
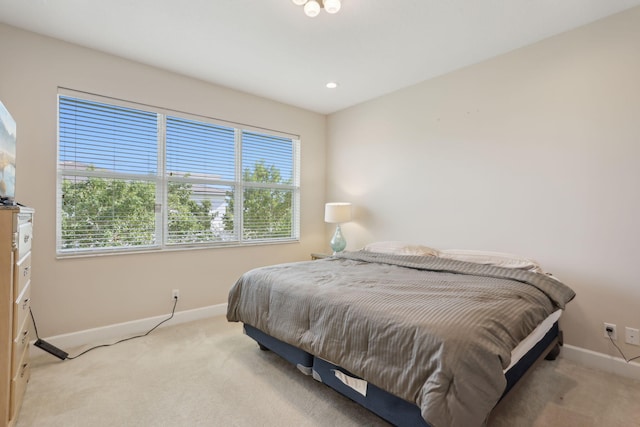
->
[292, 0, 341, 17]
[326, 82, 338, 89]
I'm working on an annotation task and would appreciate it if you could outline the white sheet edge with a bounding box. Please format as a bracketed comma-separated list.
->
[504, 309, 563, 372]
[332, 369, 368, 396]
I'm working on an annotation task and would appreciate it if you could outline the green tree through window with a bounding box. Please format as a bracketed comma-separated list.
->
[61, 176, 156, 249]
[61, 174, 218, 249]
[223, 161, 292, 240]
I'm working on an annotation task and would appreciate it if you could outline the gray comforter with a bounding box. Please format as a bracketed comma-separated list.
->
[227, 251, 575, 427]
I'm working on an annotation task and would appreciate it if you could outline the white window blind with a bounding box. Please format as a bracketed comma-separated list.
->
[57, 91, 300, 256]
[166, 116, 235, 180]
[58, 97, 159, 250]
[165, 116, 236, 244]
[241, 131, 297, 240]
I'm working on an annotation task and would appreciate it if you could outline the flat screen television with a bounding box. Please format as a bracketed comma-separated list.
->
[0, 100, 16, 205]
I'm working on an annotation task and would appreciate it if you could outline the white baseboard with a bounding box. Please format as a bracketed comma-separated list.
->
[32, 303, 228, 357]
[562, 344, 640, 381]
[34, 307, 640, 383]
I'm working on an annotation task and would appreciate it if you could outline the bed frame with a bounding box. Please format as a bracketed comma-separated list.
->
[243, 323, 562, 427]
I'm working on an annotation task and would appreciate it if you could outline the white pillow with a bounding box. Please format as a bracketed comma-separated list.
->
[363, 241, 439, 257]
[438, 249, 543, 272]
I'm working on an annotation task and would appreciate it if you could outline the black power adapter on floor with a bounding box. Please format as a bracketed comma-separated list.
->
[34, 339, 68, 360]
[30, 297, 177, 361]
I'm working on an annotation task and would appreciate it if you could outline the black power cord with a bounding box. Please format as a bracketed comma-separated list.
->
[606, 330, 640, 363]
[30, 296, 178, 360]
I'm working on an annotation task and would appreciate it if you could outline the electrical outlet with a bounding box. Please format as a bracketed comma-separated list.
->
[604, 323, 617, 340]
[625, 327, 640, 346]
[172, 289, 180, 300]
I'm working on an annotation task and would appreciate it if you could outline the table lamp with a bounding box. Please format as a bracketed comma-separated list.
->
[324, 202, 352, 254]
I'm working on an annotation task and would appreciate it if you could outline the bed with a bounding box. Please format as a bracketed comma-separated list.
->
[226, 244, 575, 427]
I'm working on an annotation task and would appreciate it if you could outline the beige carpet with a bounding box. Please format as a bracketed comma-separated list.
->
[17, 316, 640, 427]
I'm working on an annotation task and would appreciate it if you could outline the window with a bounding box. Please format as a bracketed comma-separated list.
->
[57, 91, 300, 256]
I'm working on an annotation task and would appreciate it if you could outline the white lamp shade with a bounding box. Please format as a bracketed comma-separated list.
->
[324, 0, 341, 14]
[304, 0, 321, 17]
[324, 202, 352, 223]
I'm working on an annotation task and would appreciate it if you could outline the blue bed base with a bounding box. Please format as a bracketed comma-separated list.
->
[244, 323, 560, 427]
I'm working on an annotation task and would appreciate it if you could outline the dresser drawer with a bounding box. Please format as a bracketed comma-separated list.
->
[14, 251, 31, 297]
[13, 281, 31, 338]
[12, 320, 30, 375]
[10, 347, 30, 423]
[16, 219, 33, 261]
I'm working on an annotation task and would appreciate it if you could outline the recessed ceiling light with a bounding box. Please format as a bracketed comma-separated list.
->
[326, 82, 339, 89]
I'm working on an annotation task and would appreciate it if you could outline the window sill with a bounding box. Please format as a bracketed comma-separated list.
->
[56, 239, 300, 259]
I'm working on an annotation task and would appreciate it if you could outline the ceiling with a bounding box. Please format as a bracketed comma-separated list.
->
[1, 0, 639, 114]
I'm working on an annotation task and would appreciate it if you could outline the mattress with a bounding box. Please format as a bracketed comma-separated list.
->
[505, 309, 562, 372]
[244, 309, 561, 377]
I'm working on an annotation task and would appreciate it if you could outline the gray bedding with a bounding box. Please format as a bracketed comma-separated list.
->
[227, 251, 575, 427]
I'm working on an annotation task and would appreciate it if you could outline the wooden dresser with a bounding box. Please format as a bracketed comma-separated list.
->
[0, 206, 33, 427]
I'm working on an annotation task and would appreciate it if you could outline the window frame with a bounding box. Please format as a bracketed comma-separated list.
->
[56, 89, 300, 257]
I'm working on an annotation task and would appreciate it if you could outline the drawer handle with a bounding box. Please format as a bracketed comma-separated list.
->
[22, 298, 30, 309]
[21, 330, 29, 345]
[23, 266, 30, 276]
[20, 363, 28, 377]
[24, 234, 30, 243]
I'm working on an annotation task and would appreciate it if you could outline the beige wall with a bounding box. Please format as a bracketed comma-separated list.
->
[327, 8, 640, 355]
[2, 7, 639, 356]
[0, 24, 327, 337]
